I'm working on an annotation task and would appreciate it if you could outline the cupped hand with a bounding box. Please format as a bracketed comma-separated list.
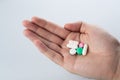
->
[23, 17, 120, 80]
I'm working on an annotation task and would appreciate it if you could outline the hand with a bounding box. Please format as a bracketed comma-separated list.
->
[22, 17, 120, 80]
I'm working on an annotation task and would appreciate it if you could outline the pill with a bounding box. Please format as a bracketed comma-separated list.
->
[76, 47, 83, 55]
[67, 40, 78, 48]
[69, 44, 78, 48]
[69, 40, 79, 45]
[79, 42, 84, 48]
[66, 44, 71, 48]
[67, 44, 77, 48]
[82, 44, 88, 56]
[69, 48, 76, 55]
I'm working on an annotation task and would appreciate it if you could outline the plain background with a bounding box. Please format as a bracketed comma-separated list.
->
[0, 0, 120, 80]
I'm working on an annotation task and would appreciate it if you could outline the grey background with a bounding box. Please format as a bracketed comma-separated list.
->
[0, 0, 120, 80]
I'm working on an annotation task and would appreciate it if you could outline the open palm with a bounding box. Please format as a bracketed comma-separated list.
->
[23, 17, 120, 80]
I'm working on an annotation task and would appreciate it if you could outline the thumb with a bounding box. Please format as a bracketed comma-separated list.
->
[64, 22, 83, 32]
[64, 22, 92, 34]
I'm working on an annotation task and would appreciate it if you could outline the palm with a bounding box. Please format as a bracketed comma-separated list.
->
[63, 23, 120, 79]
[60, 32, 80, 72]
[23, 17, 120, 79]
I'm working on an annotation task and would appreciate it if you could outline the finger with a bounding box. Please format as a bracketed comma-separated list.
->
[23, 20, 63, 45]
[23, 29, 61, 53]
[34, 39, 63, 66]
[64, 22, 86, 33]
[22, 20, 38, 32]
[31, 17, 70, 39]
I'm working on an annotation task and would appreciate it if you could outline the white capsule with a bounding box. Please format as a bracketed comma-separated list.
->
[69, 48, 76, 55]
[82, 44, 88, 56]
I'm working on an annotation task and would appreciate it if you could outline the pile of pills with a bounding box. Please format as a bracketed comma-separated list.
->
[66, 40, 88, 56]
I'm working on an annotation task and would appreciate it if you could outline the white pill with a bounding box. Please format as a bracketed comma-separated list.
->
[82, 44, 88, 56]
[69, 48, 76, 55]
[72, 44, 78, 48]
[69, 40, 79, 45]
[66, 44, 73, 48]
[67, 44, 78, 49]
[67, 40, 78, 48]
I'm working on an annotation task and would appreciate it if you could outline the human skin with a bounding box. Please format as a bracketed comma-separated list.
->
[22, 17, 120, 80]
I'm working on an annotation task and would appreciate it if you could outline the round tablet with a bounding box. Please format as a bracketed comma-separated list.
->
[79, 42, 84, 48]
[76, 48, 83, 55]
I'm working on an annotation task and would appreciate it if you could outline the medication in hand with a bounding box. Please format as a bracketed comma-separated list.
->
[66, 40, 88, 56]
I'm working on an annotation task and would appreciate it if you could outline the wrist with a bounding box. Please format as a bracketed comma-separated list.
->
[113, 43, 120, 80]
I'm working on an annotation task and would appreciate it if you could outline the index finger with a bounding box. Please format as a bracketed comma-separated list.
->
[31, 17, 70, 39]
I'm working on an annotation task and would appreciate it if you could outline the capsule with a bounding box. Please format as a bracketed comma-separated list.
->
[82, 44, 88, 56]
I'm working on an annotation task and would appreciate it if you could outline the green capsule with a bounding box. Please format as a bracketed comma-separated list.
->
[76, 48, 83, 55]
